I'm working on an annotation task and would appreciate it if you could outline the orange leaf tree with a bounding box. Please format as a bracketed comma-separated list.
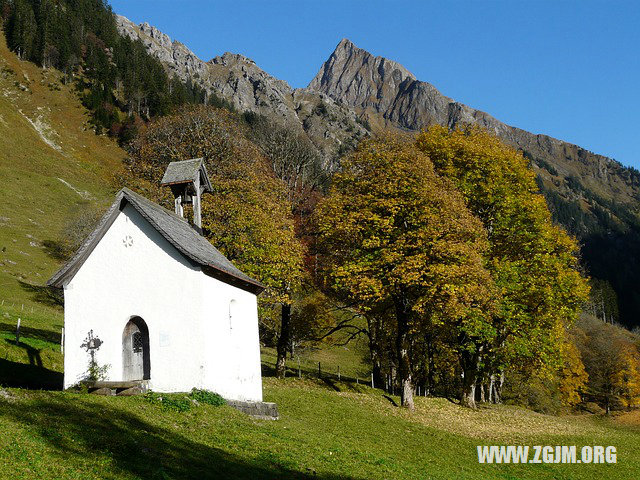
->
[316, 137, 495, 409]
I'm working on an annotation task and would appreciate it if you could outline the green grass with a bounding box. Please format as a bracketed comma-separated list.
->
[260, 338, 371, 381]
[0, 32, 124, 313]
[1, 377, 639, 479]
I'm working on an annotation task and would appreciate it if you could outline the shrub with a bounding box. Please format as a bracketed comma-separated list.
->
[144, 391, 193, 412]
[190, 389, 225, 407]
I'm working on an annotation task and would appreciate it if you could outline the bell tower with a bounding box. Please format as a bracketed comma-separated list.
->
[160, 158, 213, 234]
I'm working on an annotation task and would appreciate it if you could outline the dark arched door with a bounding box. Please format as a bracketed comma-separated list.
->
[122, 317, 150, 380]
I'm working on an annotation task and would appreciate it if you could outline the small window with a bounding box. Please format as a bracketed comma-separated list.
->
[132, 331, 143, 353]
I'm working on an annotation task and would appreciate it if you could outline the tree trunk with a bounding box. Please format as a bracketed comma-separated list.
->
[426, 337, 435, 396]
[395, 298, 414, 410]
[492, 371, 504, 404]
[366, 316, 384, 388]
[460, 351, 479, 409]
[275, 303, 291, 379]
[488, 374, 495, 404]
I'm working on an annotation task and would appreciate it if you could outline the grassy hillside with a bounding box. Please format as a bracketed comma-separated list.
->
[0, 375, 639, 479]
[1, 299, 639, 479]
[0, 31, 124, 313]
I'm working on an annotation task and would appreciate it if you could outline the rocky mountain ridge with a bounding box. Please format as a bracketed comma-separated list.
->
[310, 39, 639, 205]
[113, 17, 640, 327]
[117, 16, 638, 206]
[115, 16, 369, 164]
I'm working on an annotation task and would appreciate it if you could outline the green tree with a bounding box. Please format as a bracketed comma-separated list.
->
[416, 126, 589, 398]
[317, 137, 495, 409]
[7, 0, 37, 60]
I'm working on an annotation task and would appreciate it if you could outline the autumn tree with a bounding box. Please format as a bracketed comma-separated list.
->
[316, 137, 495, 409]
[558, 336, 589, 407]
[615, 343, 640, 409]
[416, 126, 589, 400]
[577, 315, 640, 412]
[124, 106, 305, 378]
[247, 117, 327, 211]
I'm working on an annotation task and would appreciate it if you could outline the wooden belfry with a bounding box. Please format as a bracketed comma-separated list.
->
[160, 158, 213, 234]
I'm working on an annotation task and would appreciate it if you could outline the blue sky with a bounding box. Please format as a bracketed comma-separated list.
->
[109, 1, 640, 168]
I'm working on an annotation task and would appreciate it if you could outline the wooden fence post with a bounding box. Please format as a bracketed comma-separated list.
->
[16, 317, 21, 344]
[371, 373, 374, 389]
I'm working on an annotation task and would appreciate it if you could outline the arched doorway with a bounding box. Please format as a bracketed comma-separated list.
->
[122, 316, 150, 381]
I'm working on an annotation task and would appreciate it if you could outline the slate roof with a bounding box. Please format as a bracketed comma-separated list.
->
[160, 158, 213, 193]
[47, 188, 264, 294]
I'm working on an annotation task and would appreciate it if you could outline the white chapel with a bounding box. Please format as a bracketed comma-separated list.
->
[48, 159, 265, 402]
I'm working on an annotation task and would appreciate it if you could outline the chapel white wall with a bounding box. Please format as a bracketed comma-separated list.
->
[62, 204, 263, 401]
[201, 274, 263, 402]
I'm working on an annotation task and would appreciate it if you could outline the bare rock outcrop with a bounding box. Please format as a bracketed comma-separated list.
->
[310, 39, 637, 203]
[115, 16, 368, 163]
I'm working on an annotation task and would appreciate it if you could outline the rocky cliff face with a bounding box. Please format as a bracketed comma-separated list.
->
[115, 16, 368, 164]
[310, 39, 639, 205]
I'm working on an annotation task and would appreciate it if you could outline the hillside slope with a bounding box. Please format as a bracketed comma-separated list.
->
[0, 32, 125, 312]
[0, 376, 639, 479]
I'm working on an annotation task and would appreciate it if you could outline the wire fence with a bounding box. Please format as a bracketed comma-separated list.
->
[0, 298, 64, 352]
[0, 297, 62, 317]
[271, 358, 430, 397]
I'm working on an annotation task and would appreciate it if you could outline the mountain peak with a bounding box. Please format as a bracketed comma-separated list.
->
[336, 38, 356, 50]
[308, 39, 416, 109]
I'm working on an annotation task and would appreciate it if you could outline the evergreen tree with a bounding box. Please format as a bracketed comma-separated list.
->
[7, 0, 37, 60]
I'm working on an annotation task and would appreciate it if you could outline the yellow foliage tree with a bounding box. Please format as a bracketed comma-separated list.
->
[614, 343, 640, 409]
[559, 338, 589, 406]
[316, 137, 496, 409]
[416, 126, 590, 392]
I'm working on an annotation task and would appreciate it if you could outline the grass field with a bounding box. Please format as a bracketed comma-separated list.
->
[2, 301, 640, 480]
[1, 375, 640, 479]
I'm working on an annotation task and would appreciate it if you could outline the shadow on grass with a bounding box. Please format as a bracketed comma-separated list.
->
[0, 357, 62, 390]
[0, 395, 361, 479]
[382, 395, 398, 407]
[17, 280, 63, 307]
[41, 239, 70, 262]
